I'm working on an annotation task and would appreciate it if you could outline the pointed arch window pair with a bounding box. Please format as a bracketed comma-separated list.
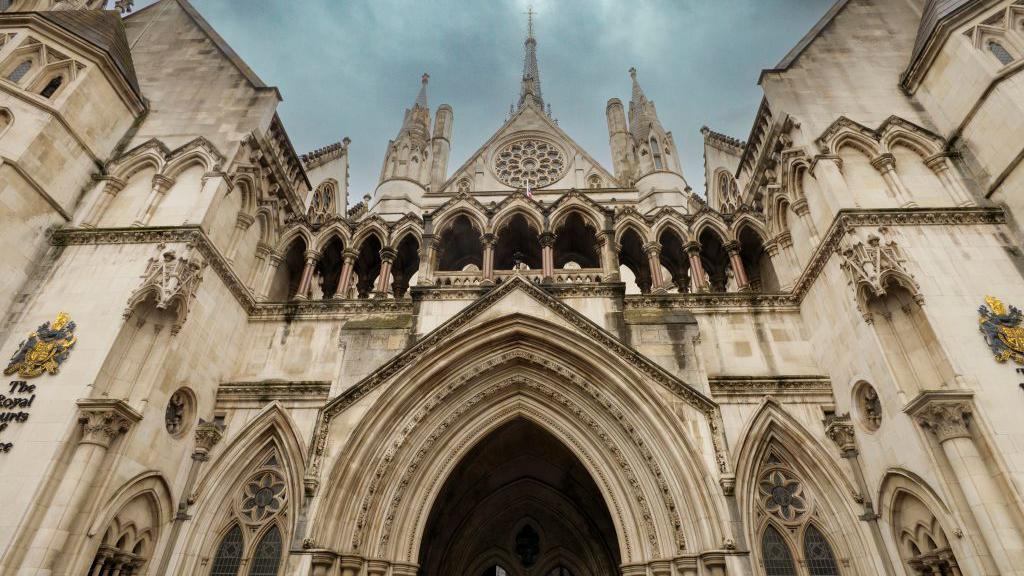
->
[207, 452, 288, 576]
[761, 524, 840, 576]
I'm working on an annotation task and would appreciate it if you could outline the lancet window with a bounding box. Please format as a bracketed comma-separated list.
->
[207, 452, 288, 576]
[989, 41, 1014, 65]
[6, 59, 30, 83]
[650, 137, 664, 170]
[39, 75, 62, 98]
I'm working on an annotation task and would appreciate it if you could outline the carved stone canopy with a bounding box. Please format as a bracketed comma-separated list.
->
[124, 242, 207, 334]
[836, 226, 922, 321]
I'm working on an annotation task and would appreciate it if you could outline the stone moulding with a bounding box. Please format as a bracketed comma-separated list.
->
[216, 380, 332, 406]
[51, 206, 1005, 318]
[709, 376, 833, 399]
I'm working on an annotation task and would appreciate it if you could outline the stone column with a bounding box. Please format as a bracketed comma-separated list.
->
[248, 242, 271, 292]
[339, 555, 363, 576]
[132, 174, 175, 227]
[310, 552, 336, 576]
[809, 154, 847, 217]
[649, 559, 672, 576]
[912, 397, 1024, 574]
[82, 176, 126, 228]
[259, 252, 283, 300]
[643, 241, 665, 293]
[925, 154, 973, 206]
[673, 557, 699, 576]
[152, 420, 224, 575]
[481, 233, 496, 285]
[295, 250, 319, 300]
[789, 198, 820, 244]
[418, 234, 436, 286]
[225, 212, 255, 262]
[37, 400, 142, 574]
[540, 231, 556, 282]
[724, 241, 749, 290]
[871, 153, 914, 207]
[684, 241, 707, 293]
[366, 559, 389, 576]
[88, 548, 112, 576]
[702, 553, 727, 576]
[824, 415, 898, 576]
[598, 233, 619, 282]
[336, 248, 358, 299]
[375, 247, 397, 296]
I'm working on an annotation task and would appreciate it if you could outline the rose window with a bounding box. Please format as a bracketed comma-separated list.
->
[759, 470, 807, 521]
[493, 139, 567, 189]
[238, 471, 286, 524]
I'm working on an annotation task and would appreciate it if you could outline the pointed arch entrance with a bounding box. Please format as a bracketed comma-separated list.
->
[419, 418, 620, 576]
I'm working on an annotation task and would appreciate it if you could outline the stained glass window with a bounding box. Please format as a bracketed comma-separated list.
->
[209, 524, 243, 576]
[989, 41, 1014, 65]
[762, 525, 798, 576]
[804, 525, 841, 576]
[40, 75, 62, 99]
[248, 525, 282, 576]
[7, 60, 31, 83]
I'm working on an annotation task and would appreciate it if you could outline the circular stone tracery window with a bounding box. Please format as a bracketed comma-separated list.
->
[493, 138, 568, 189]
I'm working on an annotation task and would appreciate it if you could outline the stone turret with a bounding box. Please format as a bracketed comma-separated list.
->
[624, 67, 690, 209]
[373, 74, 435, 219]
[606, 97, 635, 185]
[430, 104, 453, 193]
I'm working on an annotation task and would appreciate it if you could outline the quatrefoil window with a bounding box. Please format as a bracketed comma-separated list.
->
[493, 138, 568, 189]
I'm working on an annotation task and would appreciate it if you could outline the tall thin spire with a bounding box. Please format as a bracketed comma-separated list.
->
[517, 5, 546, 113]
[415, 73, 429, 109]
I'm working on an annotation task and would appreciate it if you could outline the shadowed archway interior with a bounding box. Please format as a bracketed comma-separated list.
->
[418, 418, 620, 576]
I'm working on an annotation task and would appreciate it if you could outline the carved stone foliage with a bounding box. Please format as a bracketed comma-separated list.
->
[76, 399, 141, 449]
[836, 226, 921, 319]
[125, 242, 207, 334]
[914, 401, 972, 443]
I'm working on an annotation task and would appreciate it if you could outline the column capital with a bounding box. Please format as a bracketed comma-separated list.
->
[390, 562, 419, 576]
[790, 198, 810, 216]
[255, 242, 272, 258]
[94, 174, 127, 193]
[235, 212, 255, 229]
[343, 248, 360, 261]
[268, 251, 285, 266]
[480, 232, 496, 246]
[379, 246, 398, 262]
[151, 173, 176, 192]
[642, 241, 662, 256]
[924, 152, 952, 172]
[193, 419, 224, 457]
[76, 399, 142, 448]
[303, 249, 321, 262]
[683, 241, 701, 254]
[905, 392, 974, 443]
[539, 231, 556, 247]
[870, 153, 897, 173]
[824, 414, 858, 457]
[723, 240, 741, 254]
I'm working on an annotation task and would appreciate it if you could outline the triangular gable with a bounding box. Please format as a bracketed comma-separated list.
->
[321, 275, 715, 422]
[125, 0, 279, 98]
[440, 103, 617, 193]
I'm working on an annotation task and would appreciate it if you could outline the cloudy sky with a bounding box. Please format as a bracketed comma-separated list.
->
[138, 0, 835, 203]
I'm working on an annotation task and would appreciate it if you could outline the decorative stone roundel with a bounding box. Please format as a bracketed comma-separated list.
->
[165, 387, 194, 437]
[493, 138, 568, 189]
[238, 470, 287, 524]
[854, 381, 882, 431]
[759, 470, 807, 521]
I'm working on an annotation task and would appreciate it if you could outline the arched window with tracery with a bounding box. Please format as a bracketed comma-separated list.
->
[804, 524, 840, 576]
[761, 525, 798, 576]
[39, 74, 62, 98]
[209, 524, 244, 576]
[989, 41, 1014, 65]
[649, 137, 663, 170]
[587, 174, 601, 189]
[206, 451, 289, 576]
[307, 182, 336, 225]
[6, 59, 31, 83]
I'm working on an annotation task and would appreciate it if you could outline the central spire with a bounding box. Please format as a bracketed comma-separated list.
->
[517, 6, 547, 115]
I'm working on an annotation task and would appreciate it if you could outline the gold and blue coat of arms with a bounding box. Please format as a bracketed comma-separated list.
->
[3, 312, 77, 378]
[978, 296, 1024, 364]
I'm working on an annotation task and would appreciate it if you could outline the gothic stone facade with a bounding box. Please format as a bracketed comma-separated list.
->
[0, 1, 1023, 575]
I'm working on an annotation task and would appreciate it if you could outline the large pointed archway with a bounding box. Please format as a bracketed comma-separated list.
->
[419, 418, 620, 576]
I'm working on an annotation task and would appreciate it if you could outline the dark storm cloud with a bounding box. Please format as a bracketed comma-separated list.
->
[136, 0, 835, 202]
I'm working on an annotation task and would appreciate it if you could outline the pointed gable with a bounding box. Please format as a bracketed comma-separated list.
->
[440, 103, 616, 195]
[38, 10, 140, 97]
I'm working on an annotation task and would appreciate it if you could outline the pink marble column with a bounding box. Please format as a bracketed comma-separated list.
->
[375, 247, 397, 296]
[540, 231, 555, 281]
[337, 248, 358, 299]
[684, 241, 707, 292]
[643, 241, 664, 292]
[295, 250, 319, 300]
[725, 240, 749, 290]
[481, 233, 496, 285]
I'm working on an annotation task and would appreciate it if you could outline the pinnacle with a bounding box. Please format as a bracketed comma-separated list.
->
[415, 72, 429, 108]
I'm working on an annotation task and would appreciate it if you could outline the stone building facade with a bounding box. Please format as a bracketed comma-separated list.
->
[0, 0, 1023, 575]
